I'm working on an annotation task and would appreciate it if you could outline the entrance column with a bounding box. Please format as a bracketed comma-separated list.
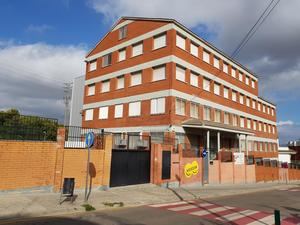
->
[207, 130, 210, 160]
[217, 131, 220, 152]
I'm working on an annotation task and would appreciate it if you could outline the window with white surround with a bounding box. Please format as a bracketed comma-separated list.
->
[114, 104, 123, 118]
[102, 53, 112, 67]
[215, 110, 221, 123]
[232, 91, 237, 102]
[247, 119, 251, 129]
[272, 126, 275, 134]
[176, 66, 186, 82]
[204, 106, 211, 121]
[253, 121, 257, 130]
[231, 68, 236, 78]
[246, 76, 250, 85]
[190, 42, 198, 57]
[99, 106, 109, 119]
[131, 72, 142, 86]
[203, 78, 210, 92]
[263, 105, 266, 113]
[119, 25, 127, 39]
[190, 103, 199, 118]
[214, 83, 220, 95]
[85, 109, 93, 121]
[240, 117, 245, 128]
[268, 125, 271, 133]
[259, 122, 262, 131]
[89, 60, 97, 71]
[203, 50, 210, 63]
[264, 123, 267, 132]
[190, 72, 198, 87]
[233, 115, 238, 126]
[152, 65, 166, 81]
[118, 49, 126, 61]
[258, 102, 261, 111]
[101, 80, 110, 93]
[175, 98, 185, 115]
[176, 34, 186, 50]
[87, 84, 95, 96]
[153, 33, 166, 50]
[223, 63, 228, 73]
[129, 101, 141, 117]
[267, 107, 270, 114]
[116, 76, 124, 89]
[213, 57, 220, 69]
[254, 142, 258, 151]
[132, 42, 143, 57]
[251, 80, 255, 88]
[252, 100, 256, 109]
[239, 72, 243, 81]
[224, 112, 229, 124]
[246, 97, 250, 107]
[223, 87, 229, 98]
[239, 94, 244, 104]
[271, 108, 274, 116]
[151, 98, 165, 114]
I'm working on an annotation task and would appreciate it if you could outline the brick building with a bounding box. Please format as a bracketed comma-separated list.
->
[82, 17, 278, 162]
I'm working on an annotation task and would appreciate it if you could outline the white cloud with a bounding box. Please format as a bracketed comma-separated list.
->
[26, 24, 54, 34]
[0, 41, 87, 121]
[277, 120, 294, 126]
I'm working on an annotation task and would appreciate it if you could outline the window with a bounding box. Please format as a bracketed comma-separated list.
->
[247, 119, 251, 129]
[190, 103, 199, 118]
[132, 42, 143, 57]
[213, 57, 220, 69]
[190, 42, 198, 57]
[153, 33, 166, 50]
[119, 25, 127, 39]
[116, 76, 124, 89]
[101, 80, 110, 93]
[262, 104, 266, 113]
[223, 63, 228, 73]
[233, 115, 238, 126]
[85, 109, 93, 121]
[272, 126, 275, 134]
[102, 53, 112, 67]
[246, 76, 250, 85]
[131, 72, 142, 86]
[87, 84, 95, 96]
[251, 80, 255, 88]
[240, 117, 245, 128]
[214, 110, 221, 123]
[246, 97, 250, 107]
[203, 78, 210, 92]
[89, 60, 97, 71]
[224, 112, 229, 124]
[129, 101, 141, 117]
[239, 72, 243, 81]
[258, 102, 261, 111]
[264, 123, 267, 132]
[259, 122, 262, 131]
[176, 98, 185, 115]
[254, 142, 258, 151]
[152, 65, 166, 81]
[151, 98, 165, 114]
[203, 50, 210, 63]
[259, 142, 263, 151]
[267, 107, 270, 114]
[223, 87, 229, 99]
[232, 91, 237, 102]
[214, 83, 220, 95]
[176, 66, 186, 82]
[271, 108, 274, 116]
[176, 34, 186, 50]
[99, 106, 109, 119]
[265, 142, 268, 152]
[190, 72, 198, 87]
[231, 68, 236, 78]
[268, 125, 271, 133]
[252, 100, 256, 109]
[204, 106, 211, 121]
[114, 104, 123, 118]
[253, 121, 257, 130]
[118, 49, 126, 61]
[239, 94, 244, 104]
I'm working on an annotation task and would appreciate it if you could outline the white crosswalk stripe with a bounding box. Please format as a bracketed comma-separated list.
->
[149, 201, 194, 208]
[216, 209, 258, 222]
[168, 203, 214, 211]
[189, 206, 235, 216]
[247, 215, 274, 225]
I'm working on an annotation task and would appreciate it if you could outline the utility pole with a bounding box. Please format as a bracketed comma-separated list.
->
[63, 82, 72, 127]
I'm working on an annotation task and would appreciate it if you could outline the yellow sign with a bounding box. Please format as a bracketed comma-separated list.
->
[184, 161, 199, 178]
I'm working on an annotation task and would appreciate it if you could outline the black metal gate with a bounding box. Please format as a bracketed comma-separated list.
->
[162, 151, 171, 180]
[110, 149, 151, 187]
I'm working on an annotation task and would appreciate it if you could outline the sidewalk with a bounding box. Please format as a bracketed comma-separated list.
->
[0, 182, 299, 221]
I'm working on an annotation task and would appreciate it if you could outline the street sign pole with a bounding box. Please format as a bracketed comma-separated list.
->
[84, 132, 94, 202]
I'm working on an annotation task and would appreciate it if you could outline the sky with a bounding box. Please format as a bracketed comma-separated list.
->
[0, 0, 299, 145]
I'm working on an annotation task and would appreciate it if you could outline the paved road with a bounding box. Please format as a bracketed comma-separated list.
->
[1, 187, 299, 225]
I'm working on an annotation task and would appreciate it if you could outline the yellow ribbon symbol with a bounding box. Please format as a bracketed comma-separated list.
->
[184, 161, 199, 178]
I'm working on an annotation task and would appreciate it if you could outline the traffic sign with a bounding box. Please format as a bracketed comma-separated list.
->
[85, 132, 94, 148]
[202, 148, 207, 158]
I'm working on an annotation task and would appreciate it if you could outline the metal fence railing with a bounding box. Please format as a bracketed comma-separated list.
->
[0, 112, 58, 141]
[64, 126, 105, 149]
[112, 133, 151, 150]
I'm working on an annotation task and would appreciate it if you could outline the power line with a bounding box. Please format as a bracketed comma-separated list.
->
[231, 0, 280, 58]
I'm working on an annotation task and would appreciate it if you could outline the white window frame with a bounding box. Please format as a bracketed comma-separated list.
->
[223, 87, 229, 99]
[246, 97, 250, 107]
[214, 110, 221, 123]
[251, 80, 255, 88]
[246, 76, 250, 85]
[99, 106, 109, 119]
[223, 63, 228, 74]
[129, 101, 141, 117]
[87, 84, 95, 96]
[240, 117, 245, 128]
[153, 33, 166, 50]
[130, 72, 142, 86]
[203, 50, 210, 64]
[231, 68, 236, 78]
[214, 83, 220, 95]
[252, 100, 256, 109]
[190, 102, 199, 118]
[190, 42, 198, 57]
[232, 91, 237, 102]
[239, 94, 244, 104]
[116, 76, 124, 90]
[85, 109, 93, 121]
[224, 112, 229, 125]
[176, 34, 186, 50]
[102, 53, 112, 67]
[89, 61, 97, 71]
[253, 121, 257, 130]
[114, 104, 123, 118]
[204, 106, 211, 121]
[203, 78, 210, 92]
[132, 42, 143, 57]
[152, 65, 166, 81]
[213, 57, 220, 69]
[150, 98, 165, 115]
[101, 80, 110, 93]
[247, 119, 251, 129]
[176, 66, 186, 82]
[119, 25, 127, 40]
[190, 72, 198, 87]
[239, 72, 243, 82]
[175, 98, 185, 116]
[118, 49, 126, 62]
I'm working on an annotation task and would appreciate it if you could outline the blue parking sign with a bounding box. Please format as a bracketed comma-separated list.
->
[85, 132, 94, 148]
[202, 148, 207, 158]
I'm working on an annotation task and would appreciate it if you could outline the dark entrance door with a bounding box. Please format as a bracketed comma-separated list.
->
[110, 149, 151, 187]
[162, 151, 171, 180]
